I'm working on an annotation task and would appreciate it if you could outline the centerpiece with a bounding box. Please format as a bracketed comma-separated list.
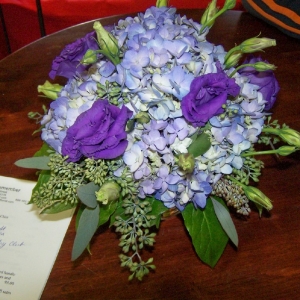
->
[16, 0, 300, 281]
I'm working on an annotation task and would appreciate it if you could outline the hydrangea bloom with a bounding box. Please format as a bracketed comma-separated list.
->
[40, 6, 277, 211]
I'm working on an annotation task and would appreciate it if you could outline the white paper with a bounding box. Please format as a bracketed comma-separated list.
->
[0, 176, 74, 300]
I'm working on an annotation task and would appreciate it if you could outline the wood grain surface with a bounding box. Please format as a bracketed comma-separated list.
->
[0, 9, 300, 300]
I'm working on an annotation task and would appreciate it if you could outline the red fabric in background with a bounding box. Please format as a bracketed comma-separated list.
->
[0, 0, 244, 60]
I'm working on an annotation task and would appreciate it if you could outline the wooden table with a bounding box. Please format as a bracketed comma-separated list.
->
[1, 9, 300, 300]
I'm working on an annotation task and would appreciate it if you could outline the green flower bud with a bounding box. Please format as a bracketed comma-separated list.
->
[201, 0, 218, 28]
[279, 128, 300, 148]
[224, 0, 236, 9]
[95, 181, 121, 205]
[224, 51, 243, 69]
[93, 21, 120, 65]
[178, 153, 195, 174]
[239, 37, 276, 53]
[156, 0, 167, 7]
[81, 49, 97, 65]
[134, 112, 150, 124]
[263, 126, 300, 148]
[252, 61, 276, 71]
[37, 80, 63, 100]
[243, 185, 273, 210]
[277, 145, 297, 156]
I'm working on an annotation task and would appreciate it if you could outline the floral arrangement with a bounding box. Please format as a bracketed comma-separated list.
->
[16, 0, 300, 281]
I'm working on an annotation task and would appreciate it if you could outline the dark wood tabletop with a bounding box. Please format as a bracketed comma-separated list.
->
[1, 9, 300, 300]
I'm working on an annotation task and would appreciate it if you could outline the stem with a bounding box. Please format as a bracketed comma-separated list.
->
[262, 127, 279, 135]
[229, 63, 254, 77]
[200, 7, 227, 34]
[228, 176, 244, 187]
[242, 149, 279, 157]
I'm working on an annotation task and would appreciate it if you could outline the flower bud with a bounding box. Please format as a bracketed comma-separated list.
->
[93, 21, 120, 65]
[81, 49, 97, 65]
[37, 80, 63, 100]
[224, 51, 243, 69]
[253, 61, 276, 71]
[95, 181, 121, 205]
[156, 0, 167, 7]
[178, 153, 195, 174]
[224, 0, 236, 9]
[243, 185, 273, 210]
[278, 128, 300, 148]
[239, 37, 276, 53]
[134, 112, 150, 124]
[201, 0, 218, 28]
[277, 145, 297, 156]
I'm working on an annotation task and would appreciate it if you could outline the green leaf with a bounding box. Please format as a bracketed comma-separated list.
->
[75, 203, 86, 230]
[188, 132, 211, 157]
[182, 200, 228, 267]
[75, 199, 116, 229]
[34, 143, 53, 157]
[77, 182, 99, 208]
[211, 196, 238, 247]
[71, 205, 100, 261]
[28, 169, 51, 204]
[146, 197, 168, 228]
[15, 156, 50, 170]
[110, 201, 126, 226]
[98, 200, 118, 226]
[41, 201, 76, 214]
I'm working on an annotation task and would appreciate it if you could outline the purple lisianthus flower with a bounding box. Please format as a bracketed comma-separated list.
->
[49, 31, 99, 79]
[181, 65, 240, 127]
[61, 99, 133, 162]
[239, 56, 280, 110]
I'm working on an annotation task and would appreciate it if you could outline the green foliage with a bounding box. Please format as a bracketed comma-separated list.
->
[113, 197, 158, 280]
[77, 182, 99, 208]
[41, 201, 76, 214]
[182, 200, 228, 267]
[231, 154, 264, 185]
[15, 156, 50, 170]
[72, 205, 100, 261]
[146, 197, 168, 228]
[34, 143, 54, 157]
[188, 132, 211, 158]
[211, 196, 238, 247]
[259, 117, 281, 146]
[98, 199, 119, 226]
[28, 169, 51, 204]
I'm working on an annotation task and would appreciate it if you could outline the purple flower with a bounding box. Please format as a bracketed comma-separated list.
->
[239, 56, 280, 110]
[49, 31, 99, 79]
[181, 66, 240, 127]
[61, 100, 133, 162]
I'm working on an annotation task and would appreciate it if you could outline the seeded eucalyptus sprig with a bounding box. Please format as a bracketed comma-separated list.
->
[114, 197, 157, 281]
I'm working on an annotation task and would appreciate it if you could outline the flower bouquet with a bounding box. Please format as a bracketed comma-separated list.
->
[16, 0, 300, 280]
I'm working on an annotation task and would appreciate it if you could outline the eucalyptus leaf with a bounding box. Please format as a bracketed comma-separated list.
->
[188, 132, 211, 158]
[75, 204, 85, 229]
[15, 156, 50, 170]
[71, 205, 100, 261]
[41, 201, 76, 214]
[182, 200, 228, 267]
[211, 196, 238, 247]
[77, 182, 99, 208]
